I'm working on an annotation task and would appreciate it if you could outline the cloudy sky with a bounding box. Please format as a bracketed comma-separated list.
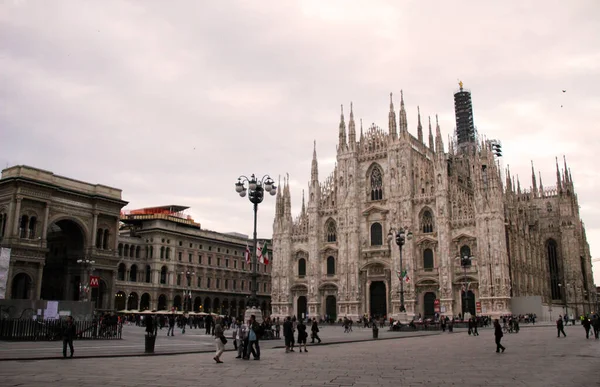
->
[1, 1, 599, 283]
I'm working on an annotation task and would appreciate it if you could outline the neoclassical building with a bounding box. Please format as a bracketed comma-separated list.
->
[0, 167, 271, 317]
[270, 88, 596, 321]
[115, 206, 271, 316]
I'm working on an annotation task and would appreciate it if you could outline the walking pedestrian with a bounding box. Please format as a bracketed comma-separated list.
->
[582, 317, 591, 339]
[493, 319, 506, 353]
[310, 318, 322, 344]
[557, 316, 567, 338]
[284, 316, 294, 352]
[275, 317, 281, 339]
[62, 316, 76, 358]
[297, 319, 308, 352]
[235, 319, 248, 359]
[213, 317, 225, 363]
[167, 314, 175, 336]
[247, 315, 261, 360]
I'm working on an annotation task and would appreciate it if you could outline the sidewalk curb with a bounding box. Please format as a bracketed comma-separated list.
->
[0, 331, 441, 362]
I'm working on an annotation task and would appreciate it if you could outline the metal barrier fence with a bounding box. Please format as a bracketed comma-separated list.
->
[0, 319, 122, 341]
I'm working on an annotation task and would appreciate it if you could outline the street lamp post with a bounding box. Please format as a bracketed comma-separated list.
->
[387, 227, 413, 316]
[235, 173, 276, 322]
[180, 271, 195, 312]
[77, 258, 95, 302]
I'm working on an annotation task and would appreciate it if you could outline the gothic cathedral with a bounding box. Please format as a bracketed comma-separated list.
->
[270, 86, 594, 322]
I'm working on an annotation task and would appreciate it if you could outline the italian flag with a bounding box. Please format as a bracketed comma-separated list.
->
[257, 241, 269, 265]
[397, 269, 410, 283]
[244, 242, 251, 264]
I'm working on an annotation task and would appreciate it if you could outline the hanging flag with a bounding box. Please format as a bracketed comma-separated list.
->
[257, 243, 263, 264]
[244, 242, 251, 264]
[262, 241, 269, 265]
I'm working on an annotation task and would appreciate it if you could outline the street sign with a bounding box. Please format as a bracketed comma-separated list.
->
[89, 276, 99, 288]
[476, 301, 482, 314]
[434, 299, 440, 313]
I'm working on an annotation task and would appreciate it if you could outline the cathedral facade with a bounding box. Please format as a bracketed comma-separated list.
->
[270, 88, 595, 321]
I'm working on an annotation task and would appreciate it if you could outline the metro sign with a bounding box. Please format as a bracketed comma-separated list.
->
[89, 276, 100, 288]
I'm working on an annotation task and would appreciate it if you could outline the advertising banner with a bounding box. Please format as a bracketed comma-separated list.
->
[0, 247, 11, 299]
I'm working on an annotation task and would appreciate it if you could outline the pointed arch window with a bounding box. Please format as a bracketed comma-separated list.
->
[370, 223, 383, 246]
[370, 166, 383, 201]
[326, 220, 337, 243]
[298, 258, 306, 277]
[423, 249, 434, 270]
[547, 239, 561, 300]
[327, 256, 336, 276]
[421, 210, 434, 233]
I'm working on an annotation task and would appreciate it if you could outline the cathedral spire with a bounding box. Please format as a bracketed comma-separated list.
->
[538, 171, 544, 196]
[338, 104, 346, 150]
[360, 118, 364, 141]
[388, 92, 397, 139]
[311, 140, 318, 183]
[435, 114, 444, 153]
[531, 160, 538, 197]
[275, 174, 283, 218]
[563, 155, 570, 186]
[428, 116, 434, 149]
[506, 165, 513, 192]
[348, 102, 356, 150]
[301, 189, 306, 215]
[417, 106, 423, 143]
[555, 156, 562, 192]
[284, 173, 292, 220]
[398, 90, 408, 135]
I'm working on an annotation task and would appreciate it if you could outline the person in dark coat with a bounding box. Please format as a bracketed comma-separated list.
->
[493, 319, 505, 353]
[310, 318, 322, 344]
[283, 316, 294, 352]
[557, 316, 567, 338]
[62, 316, 76, 358]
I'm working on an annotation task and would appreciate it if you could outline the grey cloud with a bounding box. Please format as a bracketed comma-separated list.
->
[1, 0, 599, 282]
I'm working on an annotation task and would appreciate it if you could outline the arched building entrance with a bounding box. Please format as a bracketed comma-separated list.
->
[369, 281, 387, 318]
[157, 294, 167, 310]
[325, 295, 337, 321]
[90, 279, 108, 309]
[114, 291, 126, 310]
[423, 292, 436, 318]
[297, 296, 307, 319]
[41, 219, 86, 301]
[11, 273, 32, 299]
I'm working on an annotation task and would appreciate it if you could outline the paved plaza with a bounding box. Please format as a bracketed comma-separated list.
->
[1, 325, 598, 386]
[0, 324, 439, 360]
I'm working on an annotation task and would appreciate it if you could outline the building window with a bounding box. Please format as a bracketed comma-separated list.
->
[234, 260, 237, 269]
[242, 262, 245, 270]
[208, 246, 212, 251]
[233, 280, 237, 289]
[118, 244, 123, 257]
[217, 258, 221, 266]
[217, 247, 221, 252]
[298, 258, 306, 277]
[199, 255, 203, 264]
[160, 266, 167, 285]
[547, 239, 562, 300]
[241, 280, 245, 291]
[179, 241, 182, 246]
[166, 247, 171, 260]
[207, 278, 211, 289]
[370, 223, 383, 246]
[421, 209, 434, 233]
[263, 283, 267, 292]
[189, 243, 193, 248]
[225, 279, 228, 289]
[197, 277, 201, 288]
[188, 253, 192, 263]
[460, 245, 471, 258]
[423, 249, 434, 270]
[216, 279, 220, 289]
[208, 257, 212, 265]
[177, 274, 182, 286]
[160, 246, 165, 259]
[370, 165, 383, 201]
[225, 259, 229, 268]
[178, 252, 182, 261]
[327, 256, 335, 276]
[326, 219, 337, 243]
[145, 265, 151, 283]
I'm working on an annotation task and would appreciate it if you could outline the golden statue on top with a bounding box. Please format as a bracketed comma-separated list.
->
[459, 80, 464, 90]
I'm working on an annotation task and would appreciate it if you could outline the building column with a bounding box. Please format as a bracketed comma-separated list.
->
[4, 265, 14, 299]
[36, 262, 44, 300]
[91, 211, 98, 248]
[114, 217, 120, 250]
[41, 203, 50, 243]
[12, 197, 22, 237]
[110, 270, 117, 309]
